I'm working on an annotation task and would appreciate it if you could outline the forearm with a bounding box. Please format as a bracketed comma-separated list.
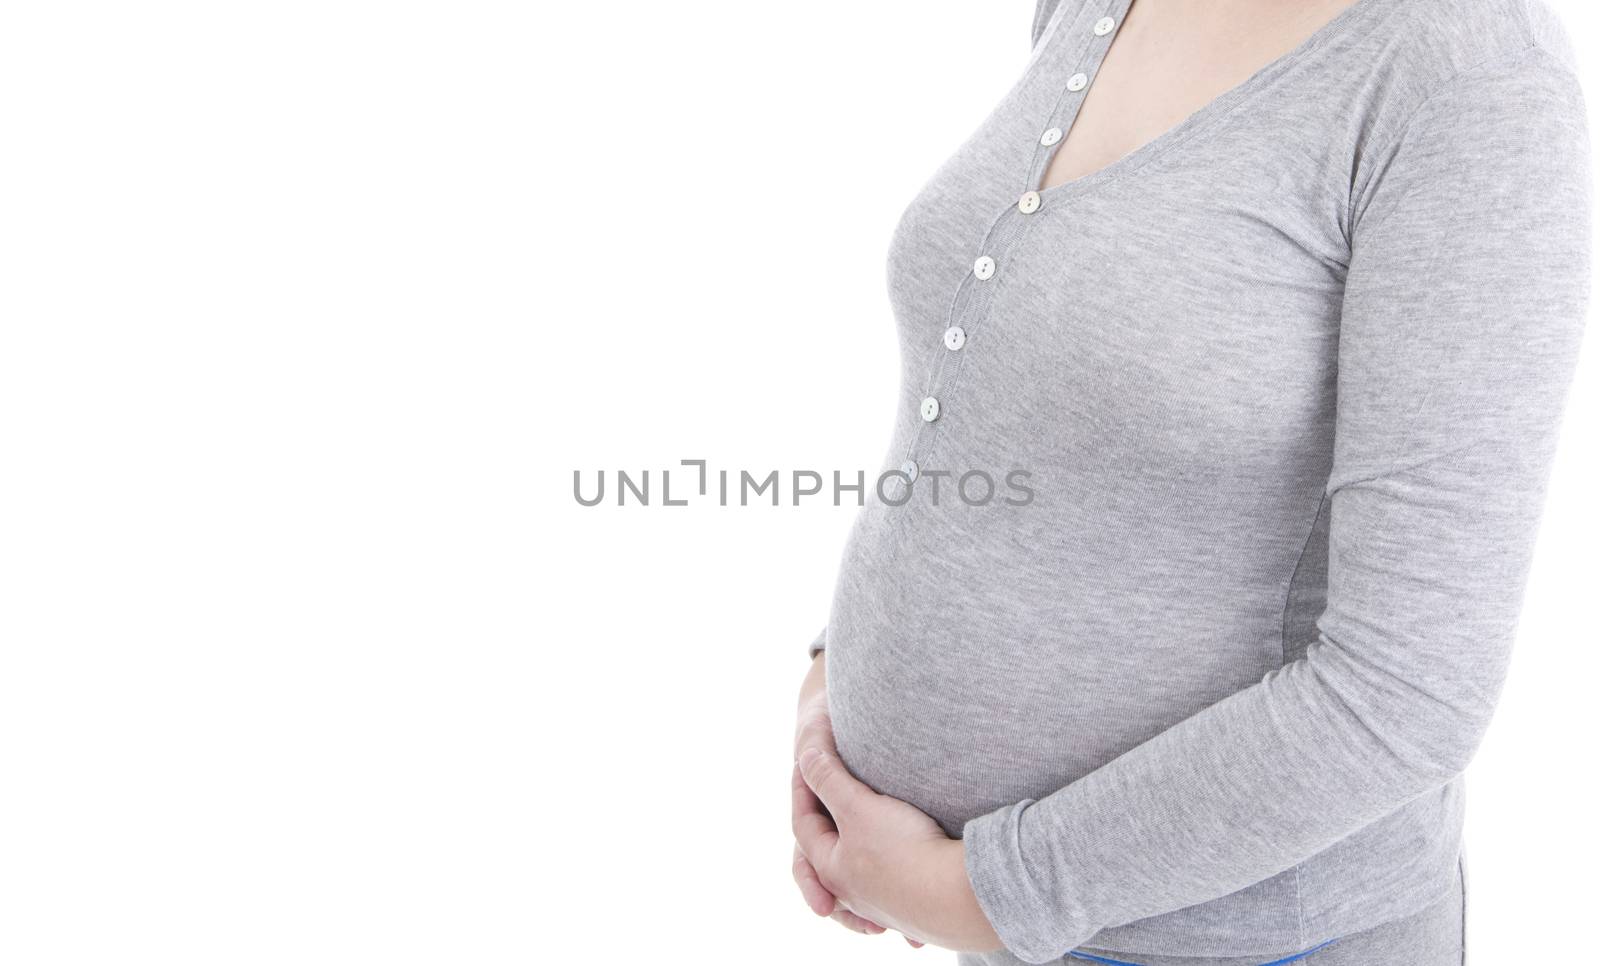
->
[963, 635, 1491, 961]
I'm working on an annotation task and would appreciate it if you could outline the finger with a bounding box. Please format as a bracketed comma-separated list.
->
[793, 706, 836, 759]
[791, 759, 833, 825]
[792, 844, 835, 917]
[829, 907, 885, 935]
[792, 763, 839, 857]
[797, 744, 860, 819]
[904, 937, 924, 948]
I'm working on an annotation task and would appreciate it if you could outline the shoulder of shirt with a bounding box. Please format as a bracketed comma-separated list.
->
[1349, 0, 1583, 169]
[1344, 0, 1587, 239]
[1364, 0, 1581, 118]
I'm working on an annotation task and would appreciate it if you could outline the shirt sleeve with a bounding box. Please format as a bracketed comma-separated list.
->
[808, 627, 826, 659]
[961, 48, 1591, 965]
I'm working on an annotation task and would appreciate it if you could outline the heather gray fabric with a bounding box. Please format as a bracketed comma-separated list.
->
[809, 0, 1589, 962]
[1056, 857, 1464, 966]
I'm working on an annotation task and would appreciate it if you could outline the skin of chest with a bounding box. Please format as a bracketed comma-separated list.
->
[1043, 0, 1362, 188]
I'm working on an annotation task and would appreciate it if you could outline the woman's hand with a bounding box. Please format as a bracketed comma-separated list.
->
[792, 655, 923, 945]
[791, 690, 1002, 953]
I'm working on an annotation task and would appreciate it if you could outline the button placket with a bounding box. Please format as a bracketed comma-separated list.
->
[898, 203, 1037, 489]
[893, 0, 1130, 496]
[1026, 0, 1129, 199]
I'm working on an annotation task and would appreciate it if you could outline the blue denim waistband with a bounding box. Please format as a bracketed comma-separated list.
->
[1066, 938, 1336, 966]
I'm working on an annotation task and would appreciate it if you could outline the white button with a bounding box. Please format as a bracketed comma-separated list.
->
[1067, 72, 1088, 92]
[1040, 127, 1062, 146]
[1094, 16, 1116, 35]
[943, 326, 966, 350]
[973, 255, 996, 280]
[920, 397, 940, 422]
[900, 460, 919, 482]
[1018, 190, 1041, 214]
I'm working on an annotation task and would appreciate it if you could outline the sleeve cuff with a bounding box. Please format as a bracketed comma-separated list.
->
[807, 628, 826, 660]
[962, 799, 1095, 964]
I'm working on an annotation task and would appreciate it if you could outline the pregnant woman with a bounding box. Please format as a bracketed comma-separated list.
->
[789, 0, 1590, 964]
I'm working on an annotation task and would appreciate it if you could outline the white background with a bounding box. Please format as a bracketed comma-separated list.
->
[2, 1, 1596, 963]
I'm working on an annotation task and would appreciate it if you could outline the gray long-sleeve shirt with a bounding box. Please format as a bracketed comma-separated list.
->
[809, 0, 1591, 961]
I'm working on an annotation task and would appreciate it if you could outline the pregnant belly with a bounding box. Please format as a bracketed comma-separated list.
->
[823, 502, 1278, 836]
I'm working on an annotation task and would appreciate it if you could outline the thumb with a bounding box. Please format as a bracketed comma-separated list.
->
[798, 744, 859, 817]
